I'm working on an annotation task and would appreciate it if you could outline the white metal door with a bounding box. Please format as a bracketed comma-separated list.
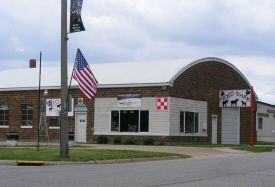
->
[221, 108, 240, 144]
[75, 113, 87, 143]
[212, 115, 217, 144]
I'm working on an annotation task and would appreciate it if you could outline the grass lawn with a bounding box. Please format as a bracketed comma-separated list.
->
[0, 148, 188, 161]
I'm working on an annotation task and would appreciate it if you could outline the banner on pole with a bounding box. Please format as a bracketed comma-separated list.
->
[70, 0, 85, 33]
[219, 89, 252, 108]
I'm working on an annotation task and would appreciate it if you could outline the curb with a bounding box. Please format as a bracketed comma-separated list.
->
[17, 161, 45, 166]
[0, 156, 183, 166]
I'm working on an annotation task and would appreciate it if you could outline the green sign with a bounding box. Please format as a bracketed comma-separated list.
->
[74, 103, 88, 112]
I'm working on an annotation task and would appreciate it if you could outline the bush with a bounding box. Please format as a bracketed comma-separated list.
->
[112, 138, 122, 144]
[143, 138, 154, 145]
[123, 137, 138, 145]
[157, 140, 165, 146]
[96, 135, 108, 144]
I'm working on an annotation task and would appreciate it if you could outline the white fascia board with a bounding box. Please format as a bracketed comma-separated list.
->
[71, 82, 173, 89]
[0, 86, 61, 91]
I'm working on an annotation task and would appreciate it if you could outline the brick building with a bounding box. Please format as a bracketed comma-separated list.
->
[0, 57, 257, 144]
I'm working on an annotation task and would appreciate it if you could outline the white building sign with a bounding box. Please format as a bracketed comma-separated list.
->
[219, 89, 252, 108]
[117, 93, 141, 107]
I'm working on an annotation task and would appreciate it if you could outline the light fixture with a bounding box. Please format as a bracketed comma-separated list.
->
[44, 89, 48, 95]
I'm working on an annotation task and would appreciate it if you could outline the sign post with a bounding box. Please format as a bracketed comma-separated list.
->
[219, 87, 254, 146]
[249, 86, 254, 146]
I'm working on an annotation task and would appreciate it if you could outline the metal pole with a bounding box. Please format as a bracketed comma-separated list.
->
[37, 51, 42, 151]
[249, 86, 254, 146]
[60, 0, 69, 158]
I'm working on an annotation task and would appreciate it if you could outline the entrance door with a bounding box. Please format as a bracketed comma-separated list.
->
[75, 113, 87, 143]
[212, 115, 217, 144]
[221, 108, 240, 144]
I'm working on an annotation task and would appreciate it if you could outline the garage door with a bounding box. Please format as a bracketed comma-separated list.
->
[221, 108, 240, 144]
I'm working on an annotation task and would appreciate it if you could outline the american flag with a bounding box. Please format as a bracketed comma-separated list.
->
[72, 49, 98, 100]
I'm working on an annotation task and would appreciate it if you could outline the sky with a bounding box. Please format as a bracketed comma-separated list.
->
[1, 0, 275, 105]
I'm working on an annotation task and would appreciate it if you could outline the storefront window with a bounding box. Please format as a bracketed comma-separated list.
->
[110, 110, 149, 132]
[140, 111, 149, 132]
[111, 111, 119, 131]
[180, 111, 199, 133]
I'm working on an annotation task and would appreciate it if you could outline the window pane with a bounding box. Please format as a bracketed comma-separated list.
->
[22, 116, 28, 120]
[28, 110, 33, 115]
[5, 121, 9, 125]
[5, 110, 9, 115]
[111, 111, 119, 131]
[258, 118, 262, 129]
[140, 111, 149, 132]
[0, 121, 4, 125]
[26, 120, 33, 126]
[22, 110, 28, 115]
[195, 113, 199, 133]
[50, 119, 59, 127]
[185, 112, 195, 133]
[0, 110, 4, 115]
[5, 115, 9, 120]
[27, 105, 33, 110]
[0, 116, 4, 120]
[120, 110, 139, 132]
[180, 111, 184, 133]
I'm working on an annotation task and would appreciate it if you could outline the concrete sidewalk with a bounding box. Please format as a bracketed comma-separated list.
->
[0, 141, 250, 166]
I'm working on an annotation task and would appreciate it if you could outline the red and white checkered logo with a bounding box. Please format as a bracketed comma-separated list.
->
[156, 97, 168, 111]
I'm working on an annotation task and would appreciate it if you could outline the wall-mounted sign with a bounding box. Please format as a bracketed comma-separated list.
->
[267, 109, 275, 113]
[156, 97, 168, 111]
[219, 89, 252, 108]
[258, 113, 269, 117]
[74, 103, 88, 112]
[78, 98, 83, 104]
[117, 93, 141, 107]
[46, 98, 74, 116]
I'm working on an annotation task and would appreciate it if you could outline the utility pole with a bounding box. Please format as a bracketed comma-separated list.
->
[60, 0, 69, 158]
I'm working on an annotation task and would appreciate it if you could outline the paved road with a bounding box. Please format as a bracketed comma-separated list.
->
[1, 152, 275, 187]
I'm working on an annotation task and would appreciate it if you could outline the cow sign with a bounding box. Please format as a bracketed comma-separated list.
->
[219, 89, 252, 108]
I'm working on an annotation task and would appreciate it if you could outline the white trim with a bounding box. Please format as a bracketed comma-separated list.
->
[0, 86, 60, 92]
[212, 115, 218, 144]
[49, 126, 60, 129]
[20, 126, 33, 129]
[0, 126, 9, 128]
[237, 108, 240, 144]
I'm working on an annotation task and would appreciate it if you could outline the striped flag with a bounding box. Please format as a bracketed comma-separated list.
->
[72, 49, 98, 100]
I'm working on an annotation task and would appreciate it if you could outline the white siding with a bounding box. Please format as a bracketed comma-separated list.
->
[256, 103, 275, 138]
[169, 98, 208, 136]
[94, 97, 169, 136]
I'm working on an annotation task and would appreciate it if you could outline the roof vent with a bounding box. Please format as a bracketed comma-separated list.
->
[29, 59, 36, 68]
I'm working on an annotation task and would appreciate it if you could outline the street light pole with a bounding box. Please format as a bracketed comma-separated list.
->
[60, 0, 69, 158]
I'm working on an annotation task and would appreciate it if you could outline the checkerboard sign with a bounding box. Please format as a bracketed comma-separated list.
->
[156, 97, 168, 111]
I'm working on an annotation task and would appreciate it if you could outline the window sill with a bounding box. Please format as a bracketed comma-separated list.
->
[49, 127, 60, 129]
[20, 126, 33, 129]
[0, 126, 9, 128]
